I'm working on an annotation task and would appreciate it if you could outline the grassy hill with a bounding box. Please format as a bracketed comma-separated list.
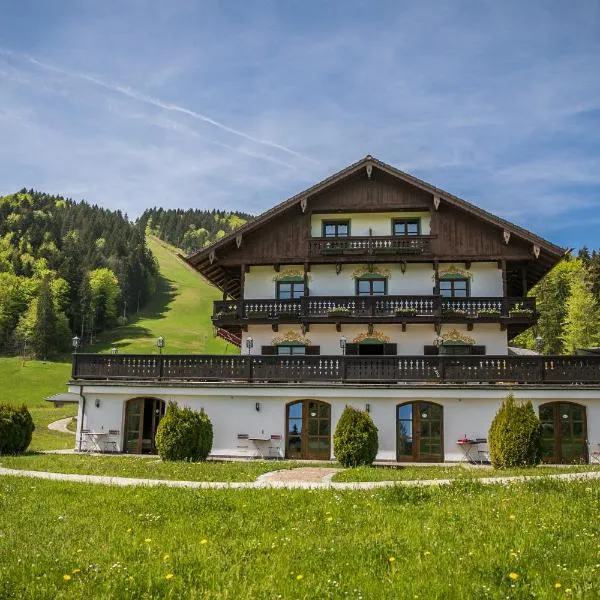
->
[1, 236, 237, 450]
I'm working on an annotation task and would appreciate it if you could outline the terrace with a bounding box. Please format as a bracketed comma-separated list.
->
[71, 353, 600, 385]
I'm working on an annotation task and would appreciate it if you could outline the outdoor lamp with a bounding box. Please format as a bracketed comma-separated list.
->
[535, 334, 543, 354]
[339, 336, 347, 355]
[72, 335, 81, 353]
[156, 336, 165, 354]
[246, 336, 254, 354]
[111, 347, 119, 355]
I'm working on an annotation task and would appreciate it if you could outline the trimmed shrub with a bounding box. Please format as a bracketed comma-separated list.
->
[155, 402, 213, 461]
[0, 404, 35, 455]
[333, 406, 378, 467]
[488, 393, 542, 468]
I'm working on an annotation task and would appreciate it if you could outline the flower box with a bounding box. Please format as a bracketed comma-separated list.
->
[246, 310, 270, 319]
[509, 310, 533, 317]
[394, 308, 418, 316]
[215, 310, 238, 319]
[327, 307, 352, 316]
[477, 310, 501, 318]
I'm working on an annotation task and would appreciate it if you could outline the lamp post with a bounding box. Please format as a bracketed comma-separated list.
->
[156, 336, 165, 355]
[111, 347, 119, 355]
[245, 336, 254, 355]
[535, 334, 543, 354]
[339, 336, 347, 356]
[72, 335, 81, 354]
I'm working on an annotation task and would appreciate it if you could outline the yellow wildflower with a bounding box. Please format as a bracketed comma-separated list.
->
[126, 528, 132, 534]
[296, 574, 303, 581]
[508, 572, 519, 580]
[326, 516, 333, 522]
[555, 583, 562, 589]
[165, 573, 175, 580]
[423, 551, 431, 556]
[163, 554, 169, 561]
[63, 575, 71, 582]
[388, 556, 396, 563]
[72, 569, 80, 574]
[509, 515, 516, 520]
[200, 539, 208, 545]
[145, 538, 152, 543]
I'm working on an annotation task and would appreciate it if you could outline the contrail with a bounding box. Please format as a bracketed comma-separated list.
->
[0, 48, 318, 164]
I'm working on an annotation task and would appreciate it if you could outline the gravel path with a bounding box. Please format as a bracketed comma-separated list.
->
[1, 466, 600, 490]
[47, 417, 75, 435]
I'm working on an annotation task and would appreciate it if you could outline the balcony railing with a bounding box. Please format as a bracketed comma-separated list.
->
[308, 235, 433, 257]
[72, 353, 600, 384]
[213, 296, 536, 322]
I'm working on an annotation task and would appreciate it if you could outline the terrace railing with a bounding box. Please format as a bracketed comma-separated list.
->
[212, 296, 536, 322]
[308, 235, 433, 257]
[72, 353, 600, 385]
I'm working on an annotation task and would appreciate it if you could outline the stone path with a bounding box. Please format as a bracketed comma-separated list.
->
[47, 417, 75, 435]
[1, 465, 600, 490]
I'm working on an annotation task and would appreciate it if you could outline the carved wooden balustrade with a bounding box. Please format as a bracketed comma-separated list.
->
[72, 353, 600, 384]
[212, 296, 536, 323]
[308, 235, 433, 257]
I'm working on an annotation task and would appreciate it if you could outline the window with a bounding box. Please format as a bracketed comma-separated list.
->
[439, 278, 469, 298]
[276, 345, 306, 355]
[438, 344, 473, 356]
[276, 281, 304, 299]
[393, 218, 421, 236]
[356, 277, 387, 296]
[322, 220, 350, 238]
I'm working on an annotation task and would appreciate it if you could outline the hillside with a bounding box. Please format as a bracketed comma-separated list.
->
[2, 235, 236, 450]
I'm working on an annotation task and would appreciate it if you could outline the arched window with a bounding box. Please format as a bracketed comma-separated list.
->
[286, 400, 331, 460]
[397, 402, 443, 462]
[539, 402, 587, 463]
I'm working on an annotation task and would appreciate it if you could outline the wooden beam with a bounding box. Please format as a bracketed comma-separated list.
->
[402, 323, 407, 332]
[271, 323, 278, 332]
[336, 322, 341, 332]
[501, 259, 507, 297]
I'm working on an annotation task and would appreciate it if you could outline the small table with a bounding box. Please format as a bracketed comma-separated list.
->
[457, 438, 488, 464]
[248, 436, 271, 459]
[83, 431, 110, 453]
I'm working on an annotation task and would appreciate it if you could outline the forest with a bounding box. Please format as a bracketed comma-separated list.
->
[139, 207, 252, 254]
[0, 190, 159, 358]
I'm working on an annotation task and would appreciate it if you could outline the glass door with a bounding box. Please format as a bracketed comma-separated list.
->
[286, 400, 331, 460]
[125, 398, 144, 454]
[540, 402, 587, 463]
[397, 402, 444, 462]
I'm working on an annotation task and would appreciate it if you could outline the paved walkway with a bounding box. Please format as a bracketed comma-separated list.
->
[1, 465, 600, 490]
[47, 417, 75, 435]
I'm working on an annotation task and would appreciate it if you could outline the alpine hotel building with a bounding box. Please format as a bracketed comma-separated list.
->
[67, 156, 600, 463]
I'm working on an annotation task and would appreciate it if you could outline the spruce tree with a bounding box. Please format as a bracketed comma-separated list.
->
[562, 269, 600, 353]
[33, 276, 55, 359]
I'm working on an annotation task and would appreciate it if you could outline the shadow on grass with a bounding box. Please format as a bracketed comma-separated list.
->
[88, 272, 177, 353]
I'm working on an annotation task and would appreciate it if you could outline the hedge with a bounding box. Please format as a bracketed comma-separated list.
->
[0, 404, 35, 455]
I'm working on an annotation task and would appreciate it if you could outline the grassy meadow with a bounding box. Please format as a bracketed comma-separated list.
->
[1, 476, 599, 599]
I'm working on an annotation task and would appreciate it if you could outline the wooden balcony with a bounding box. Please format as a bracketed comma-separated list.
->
[72, 353, 600, 385]
[308, 235, 433, 258]
[213, 296, 536, 326]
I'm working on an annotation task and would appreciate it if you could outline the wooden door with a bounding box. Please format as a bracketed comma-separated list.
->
[397, 402, 444, 462]
[540, 402, 587, 463]
[286, 400, 331, 460]
[125, 398, 144, 454]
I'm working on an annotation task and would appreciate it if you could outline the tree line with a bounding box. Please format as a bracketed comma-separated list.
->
[139, 207, 251, 254]
[513, 249, 600, 353]
[0, 190, 158, 358]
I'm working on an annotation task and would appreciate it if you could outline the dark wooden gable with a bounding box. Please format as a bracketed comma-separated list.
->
[185, 155, 565, 295]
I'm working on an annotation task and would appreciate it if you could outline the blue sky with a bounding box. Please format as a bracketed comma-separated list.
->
[0, 1, 599, 249]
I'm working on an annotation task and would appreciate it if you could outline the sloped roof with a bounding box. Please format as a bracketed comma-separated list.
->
[184, 155, 566, 293]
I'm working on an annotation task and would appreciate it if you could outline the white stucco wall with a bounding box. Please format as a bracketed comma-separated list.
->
[242, 323, 507, 356]
[311, 212, 431, 237]
[71, 383, 600, 463]
[244, 262, 502, 299]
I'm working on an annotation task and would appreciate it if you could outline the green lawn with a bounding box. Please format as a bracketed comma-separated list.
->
[0, 357, 74, 451]
[0, 477, 598, 599]
[88, 236, 237, 355]
[334, 464, 600, 482]
[0, 454, 315, 482]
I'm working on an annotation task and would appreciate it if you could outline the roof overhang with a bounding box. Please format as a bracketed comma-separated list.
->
[46, 392, 82, 407]
[184, 155, 567, 294]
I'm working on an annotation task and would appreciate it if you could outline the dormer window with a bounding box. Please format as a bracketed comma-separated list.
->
[323, 220, 350, 238]
[393, 218, 421, 236]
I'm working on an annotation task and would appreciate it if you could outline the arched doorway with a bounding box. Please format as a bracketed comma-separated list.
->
[539, 402, 587, 463]
[286, 400, 331, 460]
[124, 397, 166, 454]
[397, 402, 443, 462]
